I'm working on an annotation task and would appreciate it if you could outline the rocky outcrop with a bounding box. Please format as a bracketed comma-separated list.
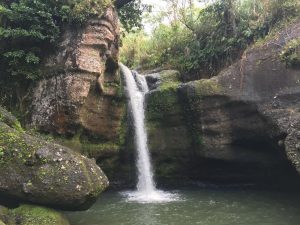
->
[144, 21, 300, 186]
[0, 204, 69, 225]
[214, 21, 300, 174]
[30, 6, 125, 146]
[29, 7, 126, 180]
[0, 107, 108, 210]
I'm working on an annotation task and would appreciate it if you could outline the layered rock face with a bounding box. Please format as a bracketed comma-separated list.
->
[145, 21, 300, 186]
[29, 7, 126, 180]
[30, 7, 125, 147]
[0, 107, 108, 210]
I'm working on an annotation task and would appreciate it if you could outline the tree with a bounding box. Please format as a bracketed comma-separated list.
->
[118, 0, 151, 32]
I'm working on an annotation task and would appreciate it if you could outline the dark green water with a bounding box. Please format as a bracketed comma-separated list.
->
[66, 189, 300, 225]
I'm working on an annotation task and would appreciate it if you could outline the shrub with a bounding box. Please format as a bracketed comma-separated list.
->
[280, 38, 300, 68]
[120, 0, 300, 79]
[0, 0, 112, 81]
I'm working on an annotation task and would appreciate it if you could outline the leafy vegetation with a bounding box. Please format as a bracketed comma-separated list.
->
[11, 204, 69, 225]
[121, 0, 300, 79]
[0, 0, 112, 112]
[280, 38, 300, 68]
[0, 0, 112, 82]
[118, 0, 151, 32]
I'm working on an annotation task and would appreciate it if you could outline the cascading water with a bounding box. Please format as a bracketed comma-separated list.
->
[120, 64, 178, 203]
[122, 64, 155, 192]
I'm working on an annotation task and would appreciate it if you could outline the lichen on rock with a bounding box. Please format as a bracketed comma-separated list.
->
[0, 107, 108, 210]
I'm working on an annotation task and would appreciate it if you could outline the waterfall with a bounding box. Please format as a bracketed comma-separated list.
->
[121, 64, 155, 193]
[120, 64, 178, 203]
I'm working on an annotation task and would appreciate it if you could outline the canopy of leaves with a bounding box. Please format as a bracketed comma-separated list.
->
[121, 0, 300, 80]
[118, 0, 151, 32]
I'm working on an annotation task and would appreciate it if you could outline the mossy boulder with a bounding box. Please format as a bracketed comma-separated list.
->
[0, 107, 22, 132]
[0, 204, 69, 225]
[145, 70, 180, 91]
[0, 107, 108, 210]
[11, 205, 69, 225]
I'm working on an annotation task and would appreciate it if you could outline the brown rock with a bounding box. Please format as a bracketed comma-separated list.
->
[30, 7, 125, 143]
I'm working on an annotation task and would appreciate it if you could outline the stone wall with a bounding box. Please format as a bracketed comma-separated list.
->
[143, 21, 300, 187]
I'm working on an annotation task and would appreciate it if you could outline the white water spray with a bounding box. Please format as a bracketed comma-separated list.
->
[120, 64, 178, 203]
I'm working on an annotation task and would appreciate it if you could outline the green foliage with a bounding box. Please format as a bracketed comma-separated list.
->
[11, 204, 69, 225]
[120, 30, 151, 67]
[118, 0, 151, 32]
[121, 0, 300, 78]
[0, 0, 112, 82]
[280, 38, 300, 68]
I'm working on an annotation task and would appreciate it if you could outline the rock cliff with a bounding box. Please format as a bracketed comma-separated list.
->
[143, 21, 300, 187]
[28, 7, 126, 181]
[30, 7, 124, 146]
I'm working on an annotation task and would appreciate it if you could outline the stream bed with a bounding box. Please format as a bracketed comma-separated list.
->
[66, 188, 300, 225]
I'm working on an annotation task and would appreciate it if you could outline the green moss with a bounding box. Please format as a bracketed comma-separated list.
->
[159, 70, 181, 91]
[11, 204, 69, 225]
[0, 123, 38, 165]
[160, 70, 180, 82]
[146, 86, 181, 121]
[83, 143, 119, 156]
[116, 71, 125, 99]
[280, 37, 300, 68]
[0, 206, 9, 224]
[56, 132, 121, 160]
[193, 79, 222, 96]
[0, 107, 23, 132]
[160, 81, 180, 91]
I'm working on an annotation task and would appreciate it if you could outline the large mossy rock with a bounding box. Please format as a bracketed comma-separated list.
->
[144, 21, 300, 186]
[0, 107, 108, 210]
[0, 204, 69, 225]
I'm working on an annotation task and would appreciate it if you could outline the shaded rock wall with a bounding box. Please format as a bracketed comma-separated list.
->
[143, 21, 300, 187]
